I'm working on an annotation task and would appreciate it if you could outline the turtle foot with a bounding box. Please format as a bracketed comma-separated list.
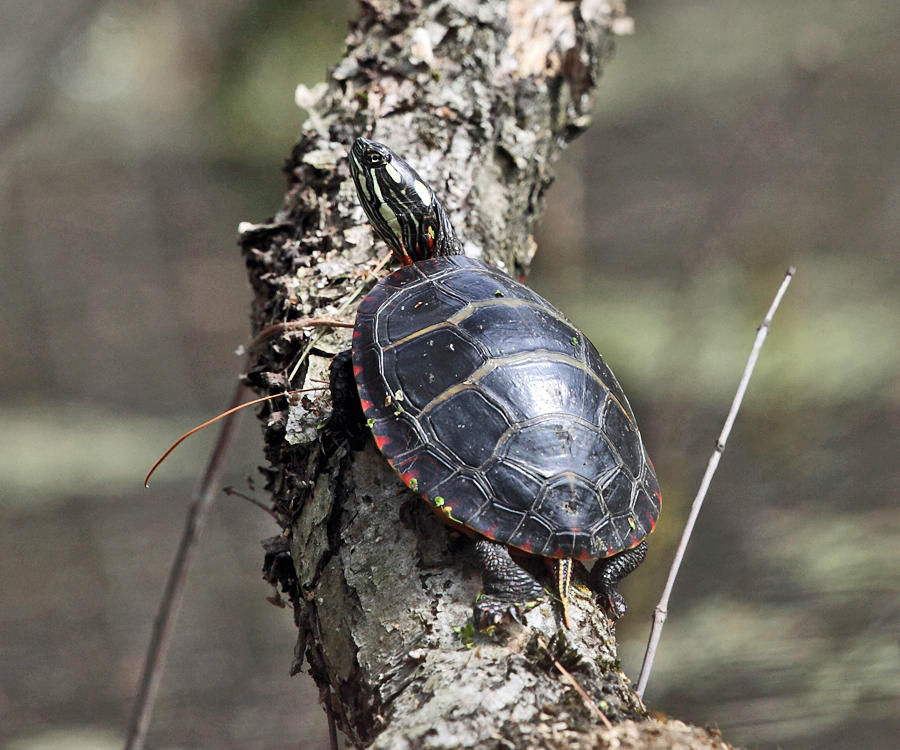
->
[589, 540, 648, 621]
[473, 538, 545, 630]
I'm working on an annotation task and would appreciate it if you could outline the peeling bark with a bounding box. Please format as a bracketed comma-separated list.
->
[243, 1, 738, 747]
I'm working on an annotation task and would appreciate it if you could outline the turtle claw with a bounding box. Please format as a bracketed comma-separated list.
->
[473, 593, 545, 631]
[473, 596, 527, 631]
[598, 589, 627, 620]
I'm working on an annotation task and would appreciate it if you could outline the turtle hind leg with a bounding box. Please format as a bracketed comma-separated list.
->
[589, 540, 648, 620]
[473, 539, 545, 630]
[327, 349, 367, 450]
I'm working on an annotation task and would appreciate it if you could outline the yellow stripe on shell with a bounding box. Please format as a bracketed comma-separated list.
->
[377, 293, 632, 420]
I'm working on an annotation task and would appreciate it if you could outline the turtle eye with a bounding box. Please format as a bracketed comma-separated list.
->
[362, 149, 387, 167]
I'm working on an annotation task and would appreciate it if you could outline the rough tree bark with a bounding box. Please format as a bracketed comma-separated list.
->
[240, 1, 737, 748]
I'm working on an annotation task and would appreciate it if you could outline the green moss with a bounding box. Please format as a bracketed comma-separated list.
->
[453, 621, 476, 649]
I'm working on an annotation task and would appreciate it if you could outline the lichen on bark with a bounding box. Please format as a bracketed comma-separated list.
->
[242, 1, 737, 747]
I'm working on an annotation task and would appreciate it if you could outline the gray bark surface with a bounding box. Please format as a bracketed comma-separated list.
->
[241, 1, 739, 747]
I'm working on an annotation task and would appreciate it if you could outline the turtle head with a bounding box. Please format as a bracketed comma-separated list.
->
[348, 137, 462, 264]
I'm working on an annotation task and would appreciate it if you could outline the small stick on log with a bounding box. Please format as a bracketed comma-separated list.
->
[536, 636, 613, 730]
[249, 317, 355, 353]
[635, 266, 796, 698]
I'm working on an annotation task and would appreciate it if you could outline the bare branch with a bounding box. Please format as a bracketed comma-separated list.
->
[124, 379, 246, 750]
[636, 267, 796, 697]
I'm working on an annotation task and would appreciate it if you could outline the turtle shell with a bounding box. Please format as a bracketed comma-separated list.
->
[351, 255, 660, 562]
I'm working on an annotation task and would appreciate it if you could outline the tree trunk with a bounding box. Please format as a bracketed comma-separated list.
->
[241, 1, 737, 747]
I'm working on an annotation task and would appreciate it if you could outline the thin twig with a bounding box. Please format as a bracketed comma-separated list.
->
[249, 316, 354, 353]
[326, 697, 339, 750]
[536, 636, 613, 730]
[143, 386, 325, 488]
[223, 486, 280, 521]
[635, 267, 795, 698]
[124, 379, 247, 750]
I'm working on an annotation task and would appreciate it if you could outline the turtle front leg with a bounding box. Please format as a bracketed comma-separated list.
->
[473, 539, 545, 630]
[327, 349, 367, 450]
[589, 540, 647, 620]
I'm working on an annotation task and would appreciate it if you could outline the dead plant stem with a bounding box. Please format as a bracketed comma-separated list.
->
[635, 267, 795, 697]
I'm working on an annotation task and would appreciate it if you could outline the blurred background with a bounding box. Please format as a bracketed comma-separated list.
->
[1, 1, 897, 748]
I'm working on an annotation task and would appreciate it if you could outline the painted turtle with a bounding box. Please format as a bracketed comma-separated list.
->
[333, 137, 660, 629]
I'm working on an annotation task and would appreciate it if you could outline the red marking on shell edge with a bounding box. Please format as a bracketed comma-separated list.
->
[359, 398, 374, 412]
[518, 541, 534, 554]
[374, 434, 388, 450]
[576, 549, 593, 562]
[352, 364, 362, 376]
